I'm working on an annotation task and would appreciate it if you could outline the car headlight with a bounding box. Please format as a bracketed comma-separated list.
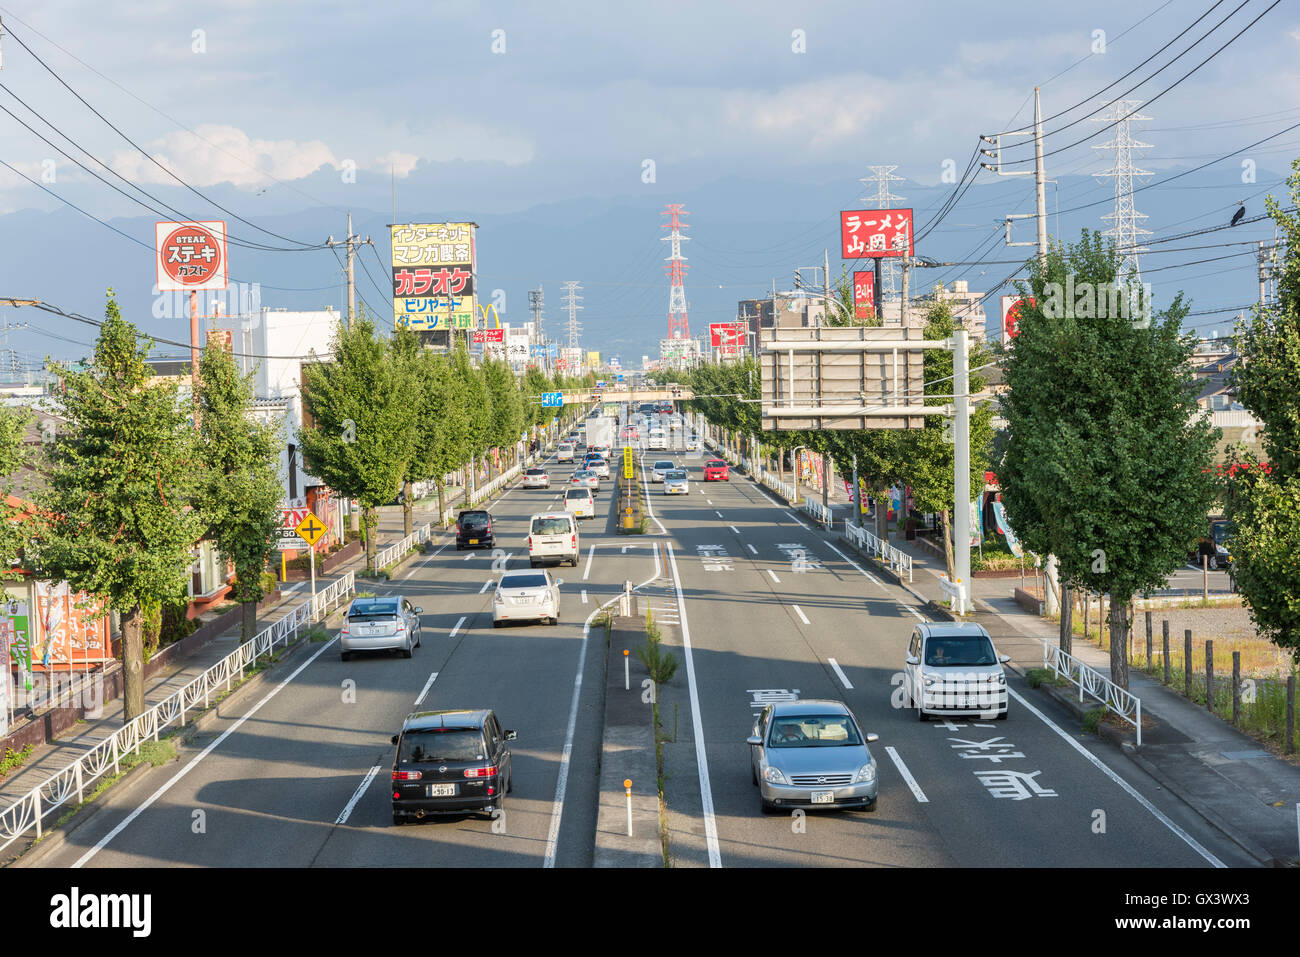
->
[854, 762, 876, 784]
[493, 591, 504, 604]
[762, 765, 788, 786]
[987, 672, 1006, 685]
[923, 673, 940, 688]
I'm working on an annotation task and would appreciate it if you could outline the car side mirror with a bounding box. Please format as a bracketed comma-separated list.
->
[999, 654, 1010, 664]
[906, 655, 919, 666]
[415, 607, 423, 615]
[555, 578, 564, 586]
[390, 734, 399, 745]
[746, 735, 762, 746]
[505, 730, 517, 741]
[865, 733, 879, 743]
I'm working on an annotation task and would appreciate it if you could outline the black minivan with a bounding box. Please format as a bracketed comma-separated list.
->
[390, 709, 515, 824]
[456, 509, 494, 549]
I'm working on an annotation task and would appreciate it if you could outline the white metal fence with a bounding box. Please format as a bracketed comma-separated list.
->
[1040, 638, 1143, 746]
[843, 519, 914, 583]
[374, 522, 432, 571]
[0, 570, 357, 854]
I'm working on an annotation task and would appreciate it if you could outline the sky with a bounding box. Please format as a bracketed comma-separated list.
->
[0, 0, 1296, 365]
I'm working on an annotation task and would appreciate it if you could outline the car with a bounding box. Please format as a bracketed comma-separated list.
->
[749, 699, 879, 815]
[564, 486, 595, 519]
[390, 709, 515, 824]
[622, 426, 639, 441]
[668, 416, 682, 431]
[903, 622, 1010, 721]
[586, 456, 610, 478]
[340, 597, 422, 661]
[647, 429, 668, 450]
[522, 467, 550, 489]
[456, 509, 494, 549]
[493, 569, 562, 627]
[1190, 518, 1233, 570]
[556, 443, 576, 464]
[650, 459, 675, 483]
[571, 469, 600, 495]
[528, 512, 579, 567]
[703, 459, 730, 481]
[684, 434, 700, 451]
[663, 469, 689, 495]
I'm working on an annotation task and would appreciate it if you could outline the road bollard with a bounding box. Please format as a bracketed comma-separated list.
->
[624, 778, 633, 837]
[623, 649, 629, 691]
[1145, 611, 1153, 670]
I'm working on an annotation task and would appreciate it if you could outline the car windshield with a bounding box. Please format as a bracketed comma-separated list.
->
[925, 636, 998, 666]
[566, 489, 590, 500]
[1212, 523, 1233, 545]
[349, 599, 399, 620]
[501, 573, 548, 589]
[654, 461, 674, 470]
[573, 470, 594, 479]
[526, 469, 545, 476]
[666, 471, 687, 480]
[459, 511, 489, 525]
[399, 729, 486, 763]
[532, 517, 572, 534]
[767, 715, 862, 748]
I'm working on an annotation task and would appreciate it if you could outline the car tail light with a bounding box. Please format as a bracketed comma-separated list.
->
[392, 770, 422, 781]
[393, 791, 401, 800]
[395, 620, 406, 631]
[570, 534, 577, 548]
[464, 765, 498, 778]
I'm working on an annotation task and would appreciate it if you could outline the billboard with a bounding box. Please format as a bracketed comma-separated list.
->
[709, 321, 746, 350]
[391, 222, 477, 346]
[472, 328, 505, 343]
[853, 271, 875, 319]
[156, 221, 229, 292]
[506, 332, 529, 363]
[587, 351, 601, 369]
[839, 209, 913, 259]
[1000, 296, 1034, 346]
[32, 581, 112, 670]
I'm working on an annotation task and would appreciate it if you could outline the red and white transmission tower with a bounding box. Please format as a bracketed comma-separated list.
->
[661, 204, 690, 340]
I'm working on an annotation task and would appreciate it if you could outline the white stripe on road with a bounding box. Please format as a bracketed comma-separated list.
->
[582, 544, 595, 580]
[827, 657, 852, 689]
[581, 589, 588, 604]
[464, 553, 474, 561]
[714, 510, 724, 519]
[823, 541, 883, 588]
[449, 616, 466, 638]
[884, 747, 928, 803]
[745, 543, 758, 555]
[899, 603, 927, 622]
[664, 541, 722, 867]
[73, 633, 348, 867]
[1007, 688, 1225, 867]
[638, 453, 669, 535]
[767, 569, 781, 584]
[283, 581, 305, 594]
[479, 580, 493, 594]
[706, 499, 713, 505]
[335, 766, 382, 824]
[728, 525, 740, 535]
[414, 671, 440, 705]
[791, 604, 810, 625]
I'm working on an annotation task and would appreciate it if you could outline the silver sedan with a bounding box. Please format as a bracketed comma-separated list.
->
[748, 699, 879, 814]
[492, 570, 561, 627]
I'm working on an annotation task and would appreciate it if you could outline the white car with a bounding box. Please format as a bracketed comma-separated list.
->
[647, 430, 668, 450]
[528, 512, 579, 567]
[585, 457, 610, 478]
[570, 469, 601, 495]
[904, 623, 1010, 720]
[522, 467, 550, 489]
[556, 443, 575, 463]
[663, 469, 689, 495]
[493, 570, 561, 627]
[564, 487, 595, 519]
[684, 433, 700, 451]
[651, 459, 675, 483]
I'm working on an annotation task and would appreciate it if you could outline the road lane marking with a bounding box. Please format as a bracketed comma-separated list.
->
[823, 541, 883, 588]
[479, 580, 493, 594]
[714, 510, 724, 519]
[581, 589, 588, 604]
[745, 543, 758, 555]
[1007, 688, 1225, 867]
[415, 671, 440, 705]
[791, 604, 810, 625]
[664, 541, 722, 867]
[638, 453, 669, 534]
[582, 544, 595, 580]
[464, 553, 474, 561]
[335, 766, 382, 824]
[884, 747, 928, 803]
[73, 632, 349, 867]
[728, 525, 740, 534]
[767, 569, 781, 584]
[449, 616, 466, 638]
[706, 499, 713, 505]
[827, 657, 852, 689]
[899, 603, 927, 622]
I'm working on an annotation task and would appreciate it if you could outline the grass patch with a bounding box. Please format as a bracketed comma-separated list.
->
[0, 743, 36, 779]
[46, 735, 179, 834]
[1082, 706, 1109, 736]
[1025, 667, 1070, 690]
[305, 625, 332, 643]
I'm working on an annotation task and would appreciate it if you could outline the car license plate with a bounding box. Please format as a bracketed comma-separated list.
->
[426, 784, 456, 797]
[811, 791, 835, 804]
[469, 538, 478, 544]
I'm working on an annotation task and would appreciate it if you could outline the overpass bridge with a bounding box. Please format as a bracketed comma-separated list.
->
[555, 388, 692, 405]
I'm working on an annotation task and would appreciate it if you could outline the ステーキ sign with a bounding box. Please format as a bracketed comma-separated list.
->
[156, 221, 228, 291]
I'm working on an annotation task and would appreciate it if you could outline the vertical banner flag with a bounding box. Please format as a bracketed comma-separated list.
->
[2, 597, 32, 695]
[991, 501, 1024, 558]
[853, 271, 875, 319]
[391, 223, 478, 344]
[970, 499, 982, 547]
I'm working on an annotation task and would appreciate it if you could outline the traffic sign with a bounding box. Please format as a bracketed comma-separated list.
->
[623, 446, 634, 480]
[295, 513, 327, 547]
[542, 391, 563, 407]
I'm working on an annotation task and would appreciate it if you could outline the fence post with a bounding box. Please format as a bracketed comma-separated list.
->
[1184, 629, 1192, 699]
[1287, 674, 1295, 755]
[1144, 611, 1152, 670]
[1162, 620, 1170, 685]
[1205, 640, 1214, 713]
[1231, 651, 1240, 726]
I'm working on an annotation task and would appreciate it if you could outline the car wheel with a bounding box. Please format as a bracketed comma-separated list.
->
[861, 799, 877, 813]
[340, 651, 351, 662]
[456, 543, 464, 551]
[759, 796, 778, 815]
[493, 620, 502, 628]
[401, 643, 413, 659]
[530, 559, 538, 568]
[997, 708, 1008, 720]
[392, 812, 403, 826]
[751, 763, 758, 786]
[917, 705, 928, 722]
[507, 772, 514, 794]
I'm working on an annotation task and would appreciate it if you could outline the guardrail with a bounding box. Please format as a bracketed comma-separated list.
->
[469, 460, 524, 507]
[374, 522, 432, 571]
[1040, 638, 1143, 746]
[843, 519, 914, 583]
[802, 497, 833, 528]
[0, 570, 356, 854]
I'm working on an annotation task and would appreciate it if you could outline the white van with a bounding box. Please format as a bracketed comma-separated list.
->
[529, 512, 579, 567]
[647, 428, 667, 450]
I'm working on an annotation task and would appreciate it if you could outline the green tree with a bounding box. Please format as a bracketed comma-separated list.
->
[298, 314, 417, 573]
[997, 232, 1219, 688]
[482, 357, 525, 467]
[449, 345, 492, 491]
[0, 404, 31, 576]
[1225, 159, 1300, 661]
[197, 342, 283, 642]
[35, 291, 203, 720]
[824, 267, 883, 327]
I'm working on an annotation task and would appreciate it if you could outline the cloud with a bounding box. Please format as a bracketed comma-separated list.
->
[374, 151, 420, 178]
[721, 78, 885, 148]
[108, 124, 341, 188]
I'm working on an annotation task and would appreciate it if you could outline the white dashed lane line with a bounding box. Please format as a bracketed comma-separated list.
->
[884, 747, 929, 803]
[479, 580, 493, 594]
[745, 543, 758, 555]
[767, 569, 781, 584]
[791, 604, 810, 625]
[827, 657, 852, 689]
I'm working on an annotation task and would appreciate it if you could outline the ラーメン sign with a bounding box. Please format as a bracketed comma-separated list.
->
[155, 221, 228, 291]
[839, 209, 913, 259]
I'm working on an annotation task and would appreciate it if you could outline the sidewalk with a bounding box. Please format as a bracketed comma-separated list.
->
[857, 525, 1300, 867]
[0, 487, 464, 831]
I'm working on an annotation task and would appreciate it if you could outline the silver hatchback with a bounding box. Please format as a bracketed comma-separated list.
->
[749, 699, 879, 814]
[340, 597, 422, 661]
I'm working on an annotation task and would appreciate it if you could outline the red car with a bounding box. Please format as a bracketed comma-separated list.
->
[703, 459, 730, 481]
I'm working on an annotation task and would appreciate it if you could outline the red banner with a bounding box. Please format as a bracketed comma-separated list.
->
[853, 271, 875, 319]
[839, 209, 913, 259]
[709, 322, 746, 348]
[472, 328, 505, 343]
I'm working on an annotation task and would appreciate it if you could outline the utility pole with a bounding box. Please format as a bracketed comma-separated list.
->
[982, 87, 1050, 269]
[823, 248, 831, 325]
[901, 257, 910, 327]
[326, 213, 367, 330]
